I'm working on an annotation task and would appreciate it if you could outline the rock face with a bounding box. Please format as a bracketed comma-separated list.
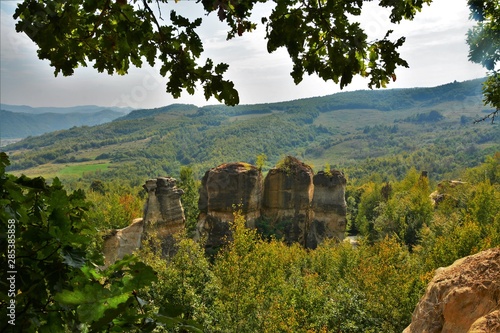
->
[404, 247, 500, 333]
[197, 157, 347, 251]
[196, 163, 263, 252]
[102, 177, 185, 265]
[143, 177, 185, 256]
[103, 158, 347, 263]
[102, 218, 144, 267]
[310, 170, 347, 248]
[262, 156, 314, 247]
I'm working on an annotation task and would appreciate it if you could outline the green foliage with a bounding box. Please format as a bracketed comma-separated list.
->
[355, 182, 383, 241]
[13, 0, 435, 105]
[1, 152, 91, 331]
[138, 235, 211, 332]
[255, 153, 267, 171]
[264, 0, 429, 90]
[398, 110, 444, 123]
[178, 166, 201, 236]
[3, 151, 500, 332]
[86, 182, 144, 231]
[467, 0, 500, 119]
[465, 152, 500, 184]
[0, 152, 200, 332]
[54, 256, 158, 331]
[355, 169, 434, 249]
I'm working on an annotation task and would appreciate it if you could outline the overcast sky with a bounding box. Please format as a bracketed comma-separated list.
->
[0, 0, 487, 109]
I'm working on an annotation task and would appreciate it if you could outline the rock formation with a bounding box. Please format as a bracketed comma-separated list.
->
[102, 177, 185, 266]
[102, 218, 144, 267]
[196, 162, 263, 252]
[103, 158, 347, 263]
[404, 247, 500, 333]
[142, 177, 185, 256]
[261, 156, 314, 247]
[430, 180, 467, 207]
[310, 170, 347, 248]
[197, 157, 347, 251]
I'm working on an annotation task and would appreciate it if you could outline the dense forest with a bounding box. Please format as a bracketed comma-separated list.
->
[1, 151, 499, 332]
[1, 78, 500, 332]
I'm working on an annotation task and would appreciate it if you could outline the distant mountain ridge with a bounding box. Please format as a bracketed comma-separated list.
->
[0, 104, 132, 114]
[118, 77, 489, 121]
[0, 108, 126, 139]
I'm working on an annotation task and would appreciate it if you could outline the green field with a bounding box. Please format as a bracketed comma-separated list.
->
[58, 162, 110, 176]
[13, 162, 110, 179]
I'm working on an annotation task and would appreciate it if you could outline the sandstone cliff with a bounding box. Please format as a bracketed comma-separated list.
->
[262, 156, 314, 247]
[142, 177, 185, 256]
[404, 247, 500, 333]
[310, 170, 347, 248]
[196, 162, 263, 252]
[102, 177, 185, 265]
[197, 157, 347, 251]
[103, 158, 347, 263]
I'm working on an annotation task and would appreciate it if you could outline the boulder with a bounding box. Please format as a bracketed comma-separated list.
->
[404, 247, 500, 333]
[196, 162, 263, 252]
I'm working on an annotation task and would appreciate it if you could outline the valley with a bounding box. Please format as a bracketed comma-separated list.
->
[3, 78, 498, 186]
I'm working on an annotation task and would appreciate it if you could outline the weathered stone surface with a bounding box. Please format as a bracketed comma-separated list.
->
[197, 157, 348, 251]
[196, 163, 263, 252]
[102, 177, 186, 266]
[310, 170, 347, 247]
[404, 247, 500, 333]
[102, 218, 144, 267]
[262, 156, 314, 247]
[143, 177, 185, 256]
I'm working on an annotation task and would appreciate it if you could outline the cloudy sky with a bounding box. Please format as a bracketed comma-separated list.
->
[0, 0, 487, 109]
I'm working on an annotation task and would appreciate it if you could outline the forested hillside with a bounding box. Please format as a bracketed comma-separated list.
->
[4, 78, 498, 185]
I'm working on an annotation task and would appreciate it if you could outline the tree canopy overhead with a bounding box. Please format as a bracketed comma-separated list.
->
[467, 0, 499, 122]
[14, 0, 434, 106]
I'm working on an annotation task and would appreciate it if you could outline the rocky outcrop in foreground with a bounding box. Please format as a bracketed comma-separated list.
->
[404, 247, 500, 333]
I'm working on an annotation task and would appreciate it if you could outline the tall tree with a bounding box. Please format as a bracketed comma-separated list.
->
[14, 0, 431, 106]
[467, 0, 500, 122]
